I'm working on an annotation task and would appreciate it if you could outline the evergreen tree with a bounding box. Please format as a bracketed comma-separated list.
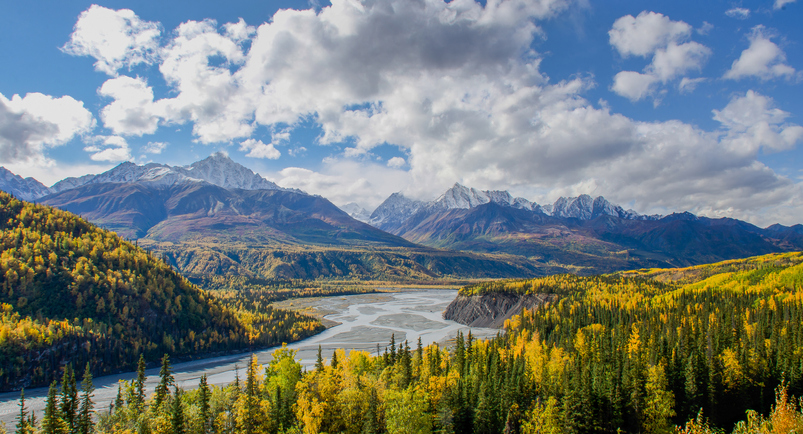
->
[331, 349, 339, 370]
[42, 381, 67, 434]
[154, 354, 174, 408]
[77, 363, 94, 434]
[170, 386, 185, 434]
[315, 345, 324, 371]
[60, 365, 77, 433]
[390, 333, 397, 364]
[134, 354, 146, 410]
[199, 374, 211, 434]
[15, 388, 29, 434]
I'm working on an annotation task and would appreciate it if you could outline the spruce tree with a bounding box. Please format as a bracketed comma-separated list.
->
[42, 381, 67, 434]
[134, 354, 146, 410]
[170, 386, 185, 434]
[331, 349, 339, 370]
[60, 365, 77, 433]
[199, 374, 211, 434]
[15, 388, 29, 434]
[77, 363, 94, 434]
[315, 345, 324, 371]
[154, 354, 174, 408]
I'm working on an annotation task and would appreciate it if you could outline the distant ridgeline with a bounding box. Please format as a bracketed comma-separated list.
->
[0, 191, 323, 391]
[454, 251, 803, 430]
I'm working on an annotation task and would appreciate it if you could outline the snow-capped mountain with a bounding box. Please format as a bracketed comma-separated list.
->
[369, 193, 426, 230]
[429, 183, 541, 212]
[51, 153, 292, 193]
[548, 194, 659, 220]
[369, 183, 662, 233]
[0, 167, 51, 201]
[339, 202, 371, 223]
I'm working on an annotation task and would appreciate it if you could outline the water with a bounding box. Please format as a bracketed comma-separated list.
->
[0, 289, 498, 427]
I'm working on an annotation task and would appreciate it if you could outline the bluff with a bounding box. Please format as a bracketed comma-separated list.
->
[443, 292, 556, 328]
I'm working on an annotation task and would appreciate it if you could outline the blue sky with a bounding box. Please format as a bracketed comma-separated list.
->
[0, 0, 801, 225]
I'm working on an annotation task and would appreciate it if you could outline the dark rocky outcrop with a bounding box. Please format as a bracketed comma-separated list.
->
[443, 292, 557, 328]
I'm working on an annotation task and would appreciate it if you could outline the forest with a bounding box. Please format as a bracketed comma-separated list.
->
[8, 251, 803, 433]
[0, 192, 323, 391]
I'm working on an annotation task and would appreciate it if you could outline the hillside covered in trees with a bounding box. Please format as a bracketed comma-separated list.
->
[0, 191, 323, 391]
[12, 251, 803, 433]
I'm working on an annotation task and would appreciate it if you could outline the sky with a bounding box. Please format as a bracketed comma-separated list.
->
[0, 0, 802, 226]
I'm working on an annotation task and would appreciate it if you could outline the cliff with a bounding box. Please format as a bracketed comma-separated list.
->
[443, 292, 557, 328]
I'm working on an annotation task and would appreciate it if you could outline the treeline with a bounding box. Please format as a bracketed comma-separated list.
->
[0, 192, 323, 391]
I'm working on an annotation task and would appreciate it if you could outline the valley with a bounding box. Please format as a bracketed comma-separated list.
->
[2, 157, 803, 433]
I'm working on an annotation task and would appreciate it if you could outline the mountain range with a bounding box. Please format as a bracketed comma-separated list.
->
[2, 156, 802, 278]
[360, 183, 803, 269]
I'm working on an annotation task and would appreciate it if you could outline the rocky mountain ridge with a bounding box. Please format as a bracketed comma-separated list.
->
[369, 183, 660, 233]
[4, 153, 295, 200]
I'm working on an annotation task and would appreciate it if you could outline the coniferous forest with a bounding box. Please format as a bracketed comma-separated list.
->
[0, 191, 323, 391]
[9, 251, 803, 433]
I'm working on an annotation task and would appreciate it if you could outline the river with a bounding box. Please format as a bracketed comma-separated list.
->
[0, 289, 498, 428]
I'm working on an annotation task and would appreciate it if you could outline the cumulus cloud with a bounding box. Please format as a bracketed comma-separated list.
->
[713, 90, 803, 153]
[0, 92, 94, 164]
[724, 26, 796, 81]
[609, 11, 710, 102]
[62, 5, 161, 76]
[725, 8, 750, 19]
[67, 2, 803, 224]
[239, 139, 280, 159]
[99, 76, 161, 135]
[609, 11, 692, 57]
[84, 135, 132, 162]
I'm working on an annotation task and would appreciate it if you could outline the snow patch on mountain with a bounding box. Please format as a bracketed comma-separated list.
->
[0, 167, 52, 201]
[369, 193, 426, 229]
[340, 202, 371, 223]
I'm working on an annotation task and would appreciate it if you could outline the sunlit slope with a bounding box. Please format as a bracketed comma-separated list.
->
[0, 191, 322, 391]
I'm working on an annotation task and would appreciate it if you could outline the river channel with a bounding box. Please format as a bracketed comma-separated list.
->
[0, 289, 498, 428]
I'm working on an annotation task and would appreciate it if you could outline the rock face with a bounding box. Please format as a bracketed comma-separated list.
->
[443, 292, 557, 328]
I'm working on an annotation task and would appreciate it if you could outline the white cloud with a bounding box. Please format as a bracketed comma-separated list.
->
[239, 139, 280, 159]
[678, 77, 706, 93]
[0, 92, 95, 164]
[142, 141, 168, 154]
[84, 135, 132, 162]
[774, 0, 797, 9]
[725, 8, 751, 19]
[713, 90, 803, 153]
[62, 5, 161, 76]
[609, 11, 691, 57]
[609, 12, 710, 101]
[724, 26, 796, 81]
[71, 2, 803, 224]
[611, 71, 659, 101]
[99, 76, 161, 135]
[387, 157, 406, 168]
[271, 159, 411, 210]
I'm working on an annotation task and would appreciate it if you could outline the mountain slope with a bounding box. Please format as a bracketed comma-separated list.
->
[0, 191, 322, 391]
[42, 181, 413, 247]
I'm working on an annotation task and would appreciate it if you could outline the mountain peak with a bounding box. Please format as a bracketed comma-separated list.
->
[49, 155, 295, 195]
[0, 167, 52, 201]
